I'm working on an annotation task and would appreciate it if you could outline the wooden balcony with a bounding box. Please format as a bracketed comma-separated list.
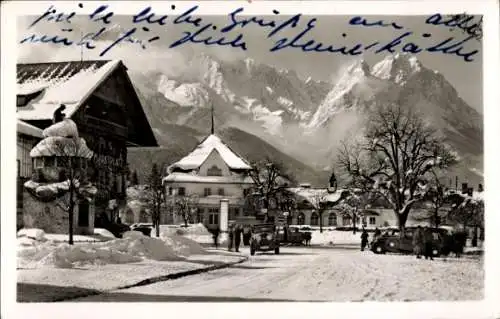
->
[84, 115, 127, 138]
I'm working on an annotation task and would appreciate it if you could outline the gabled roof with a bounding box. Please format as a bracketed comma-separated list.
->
[287, 187, 349, 207]
[167, 134, 252, 173]
[16, 60, 121, 121]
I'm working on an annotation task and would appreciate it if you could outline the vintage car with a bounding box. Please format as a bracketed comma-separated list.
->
[370, 227, 452, 257]
[250, 224, 280, 255]
[275, 226, 309, 245]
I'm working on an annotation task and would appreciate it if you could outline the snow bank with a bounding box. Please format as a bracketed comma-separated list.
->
[310, 230, 363, 246]
[17, 228, 47, 241]
[93, 228, 116, 239]
[18, 229, 208, 269]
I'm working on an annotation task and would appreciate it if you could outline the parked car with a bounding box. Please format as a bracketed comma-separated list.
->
[250, 224, 280, 255]
[276, 226, 308, 245]
[371, 227, 452, 257]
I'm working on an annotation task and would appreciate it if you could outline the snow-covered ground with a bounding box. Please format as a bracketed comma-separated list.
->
[75, 246, 484, 302]
[17, 228, 209, 269]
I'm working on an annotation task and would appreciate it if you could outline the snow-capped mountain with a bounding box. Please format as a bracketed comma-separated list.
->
[130, 52, 483, 186]
[132, 53, 330, 136]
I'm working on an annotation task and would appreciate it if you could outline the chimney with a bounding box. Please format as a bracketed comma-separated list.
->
[478, 184, 483, 192]
[461, 183, 468, 194]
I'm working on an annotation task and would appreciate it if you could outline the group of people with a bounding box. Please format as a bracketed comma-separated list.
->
[412, 226, 436, 260]
[212, 223, 252, 252]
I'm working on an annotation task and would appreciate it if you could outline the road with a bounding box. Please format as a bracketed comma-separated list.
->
[74, 245, 483, 302]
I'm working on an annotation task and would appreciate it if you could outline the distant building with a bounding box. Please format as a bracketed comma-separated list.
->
[17, 120, 44, 229]
[16, 60, 157, 228]
[163, 134, 254, 230]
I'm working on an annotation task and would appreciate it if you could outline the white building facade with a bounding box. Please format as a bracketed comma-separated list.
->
[163, 134, 255, 230]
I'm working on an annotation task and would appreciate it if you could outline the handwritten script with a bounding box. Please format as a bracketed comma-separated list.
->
[20, 4, 482, 62]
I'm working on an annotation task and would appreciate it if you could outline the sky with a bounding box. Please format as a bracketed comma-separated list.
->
[16, 11, 483, 112]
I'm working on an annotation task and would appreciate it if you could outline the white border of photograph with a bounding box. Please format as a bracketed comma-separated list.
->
[2, 1, 499, 319]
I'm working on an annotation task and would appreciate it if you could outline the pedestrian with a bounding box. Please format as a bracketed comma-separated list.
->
[228, 223, 234, 251]
[412, 226, 424, 259]
[423, 227, 434, 260]
[234, 224, 242, 252]
[360, 228, 369, 251]
[213, 226, 220, 249]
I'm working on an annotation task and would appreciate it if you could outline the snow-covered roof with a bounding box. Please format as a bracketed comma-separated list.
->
[17, 120, 43, 138]
[167, 134, 252, 173]
[287, 187, 348, 207]
[16, 60, 122, 121]
[30, 136, 93, 158]
[163, 172, 254, 184]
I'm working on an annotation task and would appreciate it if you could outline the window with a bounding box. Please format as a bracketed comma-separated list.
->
[297, 213, 305, 225]
[310, 212, 319, 226]
[328, 213, 337, 226]
[204, 188, 212, 197]
[218, 188, 224, 196]
[208, 208, 219, 225]
[17, 160, 20, 177]
[178, 187, 186, 196]
[207, 165, 222, 176]
[243, 188, 251, 197]
[369, 217, 376, 225]
[34, 158, 44, 169]
[168, 187, 173, 195]
[342, 216, 351, 226]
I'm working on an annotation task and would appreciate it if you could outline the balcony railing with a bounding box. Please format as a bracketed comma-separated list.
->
[85, 115, 127, 137]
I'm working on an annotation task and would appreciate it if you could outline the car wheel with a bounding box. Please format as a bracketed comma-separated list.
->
[373, 245, 385, 254]
[274, 247, 280, 254]
[432, 248, 440, 257]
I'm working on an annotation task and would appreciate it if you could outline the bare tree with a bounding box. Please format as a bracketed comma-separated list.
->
[47, 136, 94, 245]
[337, 190, 371, 234]
[308, 191, 328, 233]
[447, 193, 484, 232]
[246, 159, 295, 221]
[174, 194, 200, 227]
[421, 171, 448, 228]
[337, 104, 457, 234]
[145, 163, 164, 237]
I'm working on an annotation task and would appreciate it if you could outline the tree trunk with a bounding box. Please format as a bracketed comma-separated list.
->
[352, 213, 357, 234]
[68, 188, 75, 245]
[155, 212, 160, 237]
[433, 208, 439, 228]
[472, 226, 478, 247]
[397, 209, 409, 238]
[319, 211, 323, 233]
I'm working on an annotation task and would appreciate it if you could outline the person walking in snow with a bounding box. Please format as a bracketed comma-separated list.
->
[423, 227, 434, 260]
[412, 226, 424, 259]
[234, 224, 243, 252]
[228, 223, 235, 251]
[213, 226, 220, 249]
[360, 228, 369, 251]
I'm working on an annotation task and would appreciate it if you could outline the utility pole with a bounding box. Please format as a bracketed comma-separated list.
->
[211, 104, 215, 135]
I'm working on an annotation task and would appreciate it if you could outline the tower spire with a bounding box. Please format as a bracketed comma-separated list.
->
[211, 103, 215, 135]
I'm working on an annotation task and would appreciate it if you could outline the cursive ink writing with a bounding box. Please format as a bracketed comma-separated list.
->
[349, 16, 403, 30]
[29, 4, 83, 28]
[20, 4, 481, 62]
[426, 13, 482, 41]
[220, 7, 280, 33]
